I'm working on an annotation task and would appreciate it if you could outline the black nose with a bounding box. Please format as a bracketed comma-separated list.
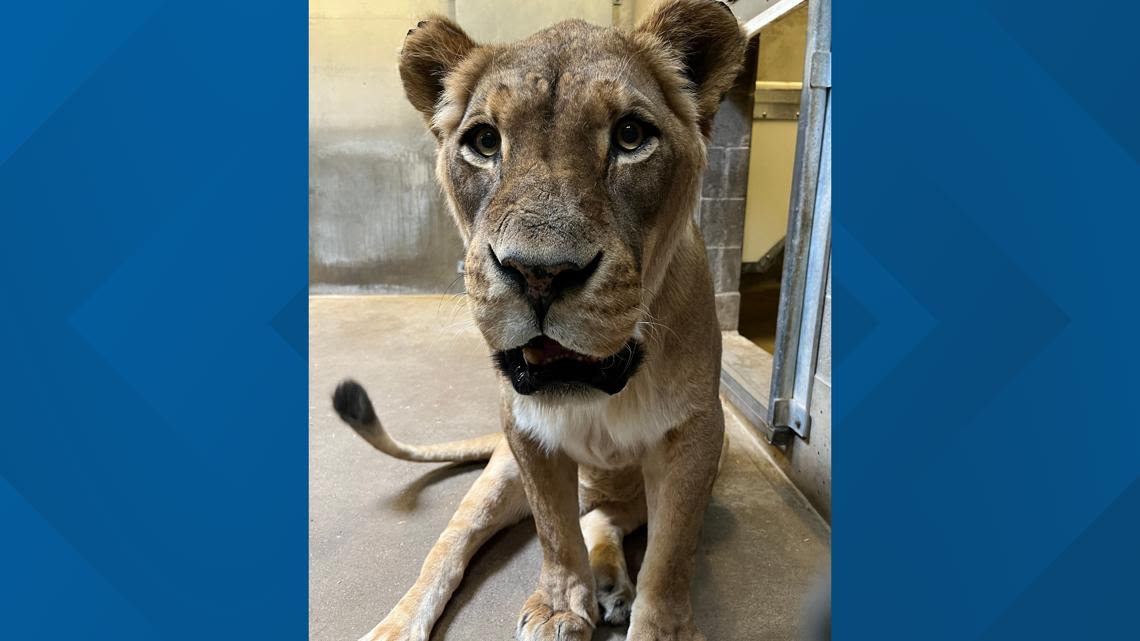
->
[491, 246, 602, 322]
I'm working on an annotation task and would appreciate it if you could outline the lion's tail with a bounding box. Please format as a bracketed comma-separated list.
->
[332, 379, 501, 463]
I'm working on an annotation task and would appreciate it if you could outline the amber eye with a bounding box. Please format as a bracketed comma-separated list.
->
[468, 125, 501, 157]
[613, 119, 646, 152]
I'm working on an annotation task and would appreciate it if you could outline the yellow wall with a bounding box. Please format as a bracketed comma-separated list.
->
[458, 0, 612, 42]
[309, 0, 614, 133]
[310, 0, 451, 133]
[742, 5, 807, 262]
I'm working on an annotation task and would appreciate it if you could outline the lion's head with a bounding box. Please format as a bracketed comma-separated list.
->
[398, 0, 744, 398]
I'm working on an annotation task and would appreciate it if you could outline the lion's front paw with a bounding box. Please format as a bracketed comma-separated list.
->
[516, 590, 596, 641]
[627, 604, 705, 641]
[626, 622, 705, 641]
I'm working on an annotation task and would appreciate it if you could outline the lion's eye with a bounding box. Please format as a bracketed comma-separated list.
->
[613, 119, 645, 152]
[468, 125, 501, 157]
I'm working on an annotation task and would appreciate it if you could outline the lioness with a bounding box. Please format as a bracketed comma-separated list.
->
[333, 1, 746, 639]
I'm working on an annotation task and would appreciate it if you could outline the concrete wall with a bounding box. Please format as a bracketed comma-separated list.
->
[310, 0, 462, 294]
[789, 262, 831, 521]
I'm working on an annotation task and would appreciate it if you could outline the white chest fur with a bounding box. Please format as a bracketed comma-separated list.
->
[511, 376, 685, 470]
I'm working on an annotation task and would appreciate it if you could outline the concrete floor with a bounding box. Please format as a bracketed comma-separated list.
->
[310, 295, 830, 641]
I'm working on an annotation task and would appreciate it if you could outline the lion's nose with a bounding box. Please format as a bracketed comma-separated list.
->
[492, 247, 603, 322]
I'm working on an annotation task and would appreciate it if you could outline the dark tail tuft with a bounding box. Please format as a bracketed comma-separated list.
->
[333, 379, 378, 426]
[332, 377, 500, 463]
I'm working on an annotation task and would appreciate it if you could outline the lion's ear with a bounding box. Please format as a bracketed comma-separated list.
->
[635, 0, 746, 135]
[399, 16, 478, 125]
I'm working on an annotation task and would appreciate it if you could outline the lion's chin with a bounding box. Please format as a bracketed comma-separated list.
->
[492, 335, 644, 396]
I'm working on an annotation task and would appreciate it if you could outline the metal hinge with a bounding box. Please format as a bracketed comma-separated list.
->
[810, 51, 831, 89]
[772, 397, 812, 438]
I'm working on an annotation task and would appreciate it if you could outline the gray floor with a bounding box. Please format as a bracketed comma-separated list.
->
[310, 295, 830, 641]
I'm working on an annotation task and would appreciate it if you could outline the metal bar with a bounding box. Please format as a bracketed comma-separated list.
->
[742, 0, 807, 38]
[767, 0, 831, 437]
[789, 96, 831, 437]
[810, 51, 832, 88]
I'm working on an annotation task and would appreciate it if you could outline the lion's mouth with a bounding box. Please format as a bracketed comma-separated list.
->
[493, 336, 644, 396]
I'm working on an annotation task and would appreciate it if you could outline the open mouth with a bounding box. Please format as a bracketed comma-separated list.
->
[493, 336, 644, 396]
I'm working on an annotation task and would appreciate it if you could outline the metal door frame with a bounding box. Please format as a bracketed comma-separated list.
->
[766, 0, 831, 442]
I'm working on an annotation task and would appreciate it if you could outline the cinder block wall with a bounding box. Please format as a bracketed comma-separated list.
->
[699, 40, 758, 330]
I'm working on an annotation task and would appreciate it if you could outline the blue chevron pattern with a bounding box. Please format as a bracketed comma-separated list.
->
[3, 0, 1138, 638]
[0, 2, 307, 639]
[837, 1, 1140, 639]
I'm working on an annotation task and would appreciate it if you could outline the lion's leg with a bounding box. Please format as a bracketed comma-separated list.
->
[505, 426, 598, 641]
[359, 440, 529, 641]
[626, 408, 724, 641]
[581, 497, 647, 625]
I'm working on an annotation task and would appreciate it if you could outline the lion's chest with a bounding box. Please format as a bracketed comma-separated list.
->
[511, 382, 681, 470]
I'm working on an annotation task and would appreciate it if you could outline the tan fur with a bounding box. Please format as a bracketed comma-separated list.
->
[337, 401, 501, 463]
[357, 441, 528, 641]
[337, 2, 745, 640]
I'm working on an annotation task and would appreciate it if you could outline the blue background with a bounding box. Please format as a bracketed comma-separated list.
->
[836, 0, 1140, 639]
[0, 1, 307, 639]
[2, 0, 1138, 639]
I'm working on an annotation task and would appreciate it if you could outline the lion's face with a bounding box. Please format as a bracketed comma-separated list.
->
[399, 1, 744, 397]
[441, 23, 705, 397]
